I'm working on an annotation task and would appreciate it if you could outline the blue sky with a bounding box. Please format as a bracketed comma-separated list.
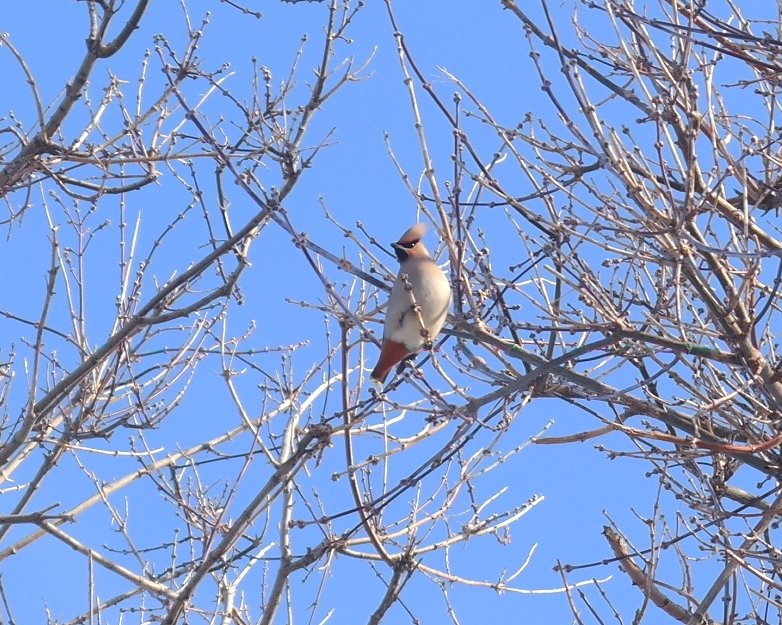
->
[0, 1, 759, 623]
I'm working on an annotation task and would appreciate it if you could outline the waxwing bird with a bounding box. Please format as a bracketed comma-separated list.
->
[370, 223, 451, 384]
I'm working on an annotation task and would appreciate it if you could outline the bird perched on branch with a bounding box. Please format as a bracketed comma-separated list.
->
[370, 223, 451, 384]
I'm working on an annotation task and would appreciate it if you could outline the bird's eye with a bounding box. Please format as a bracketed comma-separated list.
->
[401, 240, 418, 249]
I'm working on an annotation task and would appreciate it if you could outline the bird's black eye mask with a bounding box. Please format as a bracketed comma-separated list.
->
[392, 239, 418, 262]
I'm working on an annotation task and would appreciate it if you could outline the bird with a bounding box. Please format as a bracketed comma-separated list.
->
[370, 223, 451, 384]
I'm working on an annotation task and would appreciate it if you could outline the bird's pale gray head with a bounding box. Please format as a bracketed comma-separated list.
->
[391, 223, 430, 262]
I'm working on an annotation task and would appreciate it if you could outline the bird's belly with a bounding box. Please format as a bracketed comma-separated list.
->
[386, 296, 449, 351]
[386, 314, 428, 350]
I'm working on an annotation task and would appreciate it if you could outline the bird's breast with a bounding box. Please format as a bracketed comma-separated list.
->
[384, 258, 451, 350]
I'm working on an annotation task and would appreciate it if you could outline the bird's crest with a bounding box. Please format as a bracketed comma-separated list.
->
[396, 223, 427, 245]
